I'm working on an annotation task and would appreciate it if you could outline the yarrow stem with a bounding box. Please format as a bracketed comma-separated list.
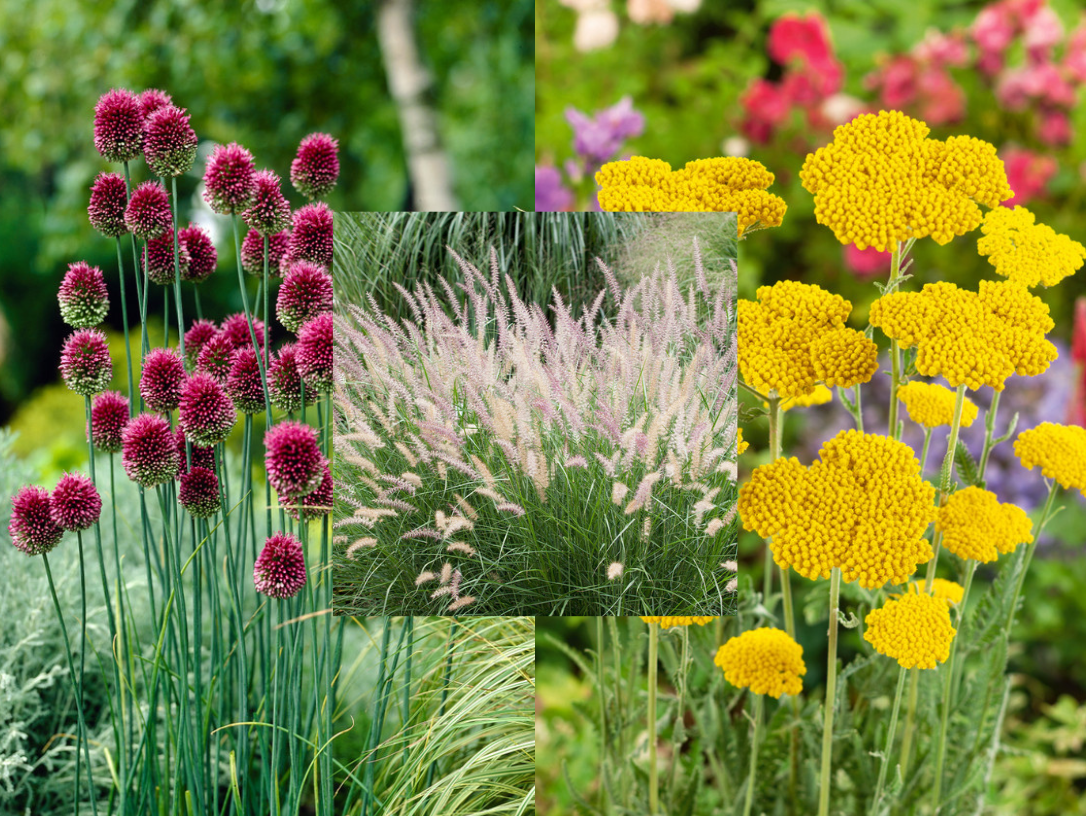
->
[976, 390, 1002, 480]
[742, 693, 764, 816]
[887, 243, 904, 440]
[873, 664, 907, 813]
[1005, 479, 1060, 633]
[924, 383, 968, 593]
[817, 567, 841, 816]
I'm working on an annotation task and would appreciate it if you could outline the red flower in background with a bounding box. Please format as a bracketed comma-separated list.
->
[740, 80, 791, 143]
[1002, 147, 1057, 205]
[844, 244, 892, 279]
[768, 12, 834, 67]
[1070, 298, 1086, 427]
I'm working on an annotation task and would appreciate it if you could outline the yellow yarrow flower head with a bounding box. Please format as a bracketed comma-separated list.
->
[870, 279, 1056, 391]
[864, 593, 956, 669]
[595, 155, 787, 236]
[737, 428, 749, 455]
[739, 280, 878, 399]
[781, 384, 834, 412]
[905, 578, 965, 606]
[714, 627, 806, 698]
[639, 616, 718, 629]
[800, 110, 1012, 252]
[738, 430, 936, 588]
[896, 381, 979, 428]
[1014, 422, 1086, 497]
[935, 486, 1033, 563]
[978, 206, 1086, 288]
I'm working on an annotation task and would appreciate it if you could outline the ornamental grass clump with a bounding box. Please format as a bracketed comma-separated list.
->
[333, 236, 738, 615]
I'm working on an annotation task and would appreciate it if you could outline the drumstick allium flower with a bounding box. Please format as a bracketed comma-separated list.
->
[1014, 422, 1086, 496]
[278, 261, 333, 333]
[179, 225, 217, 284]
[143, 229, 190, 285]
[50, 473, 102, 532]
[268, 343, 313, 413]
[864, 593, 956, 669]
[978, 205, 1086, 288]
[196, 331, 235, 382]
[595, 155, 787, 236]
[58, 262, 109, 328]
[179, 373, 237, 447]
[94, 88, 144, 163]
[287, 202, 334, 268]
[221, 312, 265, 349]
[288, 463, 333, 521]
[122, 413, 180, 487]
[226, 346, 266, 415]
[739, 280, 878, 398]
[897, 381, 979, 428]
[935, 485, 1033, 563]
[178, 467, 220, 519]
[639, 616, 718, 629]
[714, 627, 806, 698]
[8, 486, 64, 556]
[202, 142, 256, 215]
[739, 429, 936, 588]
[138, 88, 172, 120]
[125, 180, 172, 241]
[265, 421, 325, 499]
[800, 110, 1012, 251]
[60, 328, 112, 396]
[184, 319, 218, 370]
[242, 228, 290, 277]
[296, 312, 333, 392]
[242, 169, 292, 236]
[174, 427, 216, 475]
[89, 391, 129, 453]
[140, 347, 187, 413]
[870, 280, 1056, 391]
[291, 132, 339, 200]
[88, 172, 129, 238]
[143, 104, 198, 177]
[254, 532, 308, 599]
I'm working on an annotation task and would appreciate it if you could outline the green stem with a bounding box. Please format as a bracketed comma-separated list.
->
[596, 616, 609, 812]
[742, 694, 764, 816]
[114, 237, 135, 415]
[900, 667, 920, 778]
[976, 390, 1002, 481]
[817, 567, 841, 816]
[648, 622, 658, 816]
[887, 243, 903, 441]
[919, 427, 933, 475]
[1005, 481, 1060, 633]
[924, 384, 968, 593]
[873, 665, 908, 813]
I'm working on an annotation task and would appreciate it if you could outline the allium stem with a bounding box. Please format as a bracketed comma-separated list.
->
[123, 161, 150, 364]
[817, 567, 841, 816]
[873, 664, 907, 812]
[648, 621, 659, 816]
[114, 237, 135, 417]
[170, 178, 187, 366]
[887, 243, 904, 441]
[742, 693, 764, 816]
[75, 530, 91, 814]
[230, 214, 273, 420]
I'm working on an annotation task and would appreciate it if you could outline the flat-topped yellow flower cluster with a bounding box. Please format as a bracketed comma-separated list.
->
[639, 616, 718, 629]
[979, 205, 1086, 288]
[714, 627, 806, 698]
[864, 593, 957, 669]
[935, 485, 1034, 563]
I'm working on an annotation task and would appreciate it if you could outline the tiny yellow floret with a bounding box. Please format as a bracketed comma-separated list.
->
[935, 486, 1033, 563]
[905, 578, 965, 606]
[978, 206, 1086, 288]
[640, 616, 719, 629]
[737, 427, 749, 455]
[1014, 422, 1086, 497]
[896, 381, 979, 429]
[864, 593, 956, 669]
[714, 627, 806, 698]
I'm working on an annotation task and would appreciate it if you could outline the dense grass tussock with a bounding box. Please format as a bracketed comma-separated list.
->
[333, 241, 739, 615]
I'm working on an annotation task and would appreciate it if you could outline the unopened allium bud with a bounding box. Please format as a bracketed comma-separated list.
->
[142, 228, 190, 285]
[243, 169, 292, 237]
[253, 531, 307, 599]
[60, 328, 112, 396]
[265, 421, 324, 499]
[290, 132, 339, 200]
[139, 88, 173, 121]
[287, 202, 333, 269]
[88, 390, 129, 453]
[143, 105, 198, 177]
[174, 426, 217, 475]
[179, 467, 220, 519]
[94, 88, 143, 163]
[268, 343, 316, 413]
[296, 312, 333, 392]
[202, 142, 256, 215]
[88, 172, 129, 238]
[277, 261, 333, 333]
[226, 346, 266, 414]
[179, 373, 237, 447]
[50, 472, 102, 532]
[242, 228, 290, 277]
[125, 180, 172, 241]
[140, 347, 187, 413]
[179, 224, 217, 283]
[196, 332, 235, 382]
[122, 413, 180, 487]
[58, 262, 110, 328]
[184, 319, 218, 371]
[221, 312, 265, 350]
[288, 463, 333, 521]
[9, 486, 64, 556]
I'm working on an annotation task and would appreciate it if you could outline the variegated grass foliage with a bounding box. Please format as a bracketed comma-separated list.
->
[333, 236, 739, 614]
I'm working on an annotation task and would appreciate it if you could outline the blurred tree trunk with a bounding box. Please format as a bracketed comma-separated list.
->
[377, 0, 458, 212]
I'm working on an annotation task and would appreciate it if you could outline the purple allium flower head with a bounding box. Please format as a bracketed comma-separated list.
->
[178, 467, 220, 519]
[226, 346, 266, 414]
[88, 390, 129, 453]
[179, 373, 237, 447]
[122, 413, 180, 487]
[242, 228, 290, 277]
[221, 312, 265, 350]
[125, 180, 172, 241]
[88, 172, 129, 238]
[268, 343, 316, 413]
[58, 262, 110, 328]
[290, 132, 339, 200]
[565, 96, 645, 165]
[288, 462, 333, 521]
[265, 421, 324, 499]
[296, 312, 333, 392]
[202, 142, 256, 215]
[94, 88, 144, 163]
[143, 105, 198, 177]
[242, 169, 292, 237]
[287, 202, 333, 269]
[535, 166, 575, 212]
[139, 347, 187, 413]
[60, 328, 112, 396]
[196, 331, 235, 382]
[184, 319, 218, 371]
[253, 531, 307, 599]
[139, 89, 173, 120]
[277, 261, 333, 333]
[142, 228, 190, 285]
[174, 426, 217, 475]
[178, 224, 217, 283]
[50, 472, 102, 532]
[9, 486, 64, 556]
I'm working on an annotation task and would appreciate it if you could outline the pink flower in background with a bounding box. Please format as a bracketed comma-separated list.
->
[916, 66, 966, 124]
[1023, 5, 1063, 62]
[867, 57, 964, 125]
[1072, 298, 1086, 365]
[844, 244, 892, 278]
[740, 79, 792, 143]
[1070, 298, 1086, 427]
[768, 12, 835, 68]
[1038, 108, 1071, 145]
[1064, 19, 1086, 82]
[974, 6, 1016, 74]
[1002, 147, 1057, 205]
[914, 30, 970, 67]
